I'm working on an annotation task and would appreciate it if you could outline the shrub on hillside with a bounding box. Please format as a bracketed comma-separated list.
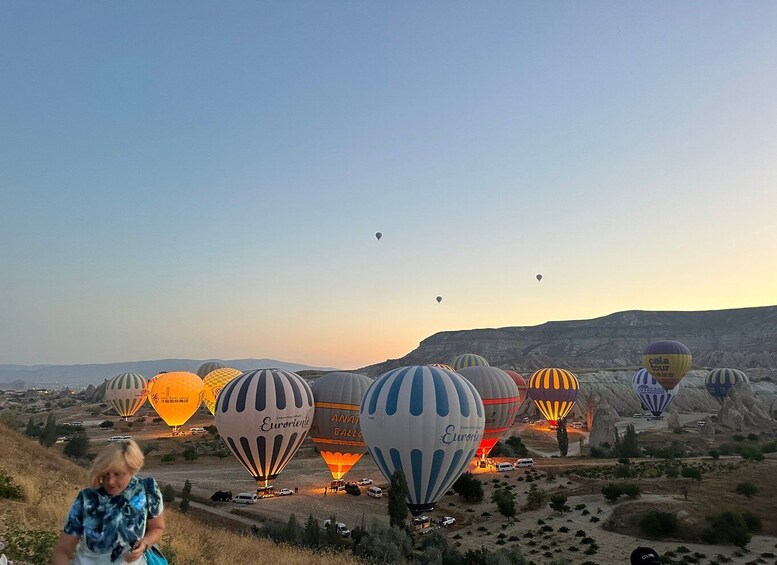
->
[701, 510, 760, 548]
[639, 511, 678, 538]
[0, 469, 23, 499]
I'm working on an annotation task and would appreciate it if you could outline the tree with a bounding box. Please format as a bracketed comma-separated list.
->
[303, 514, 320, 548]
[556, 419, 568, 457]
[179, 480, 192, 514]
[525, 483, 546, 510]
[388, 469, 409, 528]
[618, 424, 640, 458]
[491, 489, 516, 521]
[354, 524, 413, 564]
[285, 513, 300, 544]
[39, 413, 58, 447]
[735, 482, 759, 499]
[452, 472, 484, 503]
[161, 484, 176, 503]
[602, 483, 622, 502]
[25, 417, 39, 438]
[323, 514, 343, 547]
[549, 493, 570, 514]
[63, 432, 89, 458]
[505, 435, 529, 458]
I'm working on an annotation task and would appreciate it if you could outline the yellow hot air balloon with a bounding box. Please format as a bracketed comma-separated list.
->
[148, 371, 205, 434]
[203, 368, 242, 415]
[528, 368, 579, 426]
[642, 340, 692, 390]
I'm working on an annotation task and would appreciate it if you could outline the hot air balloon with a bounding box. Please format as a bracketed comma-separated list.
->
[436, 296, 443, 303]
[106, 372, 148, 420]
[310, 372, 373, 480]
[216, 369, 314, 488]
[536, 274, 542, 281]
[705, 368, 749, 404]
[428, 363, 454, 371]
[631, 368, 676, 418]
[202, 367, 242, 416]
[528, 368, 579, 426]
[147, 371, 205, 434]
[457, 366, 521, 460]
[360, 365, 484, 515]
[451, 354, 489, 371]
[642, 340, 692, 390]
[503, 370, 528, 407]
[196, 360, 226, 379]
[375, 232, 382, 240]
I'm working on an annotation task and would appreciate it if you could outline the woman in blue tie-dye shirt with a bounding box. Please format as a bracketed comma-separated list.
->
[52, 440, 165, 565]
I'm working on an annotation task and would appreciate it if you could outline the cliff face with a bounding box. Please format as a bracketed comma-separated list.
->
[360, 305, 777, 377]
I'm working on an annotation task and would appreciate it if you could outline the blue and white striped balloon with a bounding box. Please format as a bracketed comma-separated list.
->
[216, 369, 314, 487]
[360, 365, 485, 515]
[631, 368, 676, 418]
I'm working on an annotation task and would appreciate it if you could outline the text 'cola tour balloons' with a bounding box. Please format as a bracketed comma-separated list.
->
[216, 369, 314, 487]
[360, 365, 485, 515]
[106, 372, 148, 420]
[147, 371, 205, 433]
[642, 340, 692, 390]
[528, 368, 579, 426]
[196, 360, 226, 379]
[436, 296, 443, 303]
[536, 274, 542, 281]
[310, 371, 374, 480]
[203, 367, 242, 416]
[705, 368, 749, 404]
[631, 368, 676, 418]
[375, 232, 382, 240]
[503, 370, 528, 407]
[451, 353, 489, 372]
[457, 366, 521, 460]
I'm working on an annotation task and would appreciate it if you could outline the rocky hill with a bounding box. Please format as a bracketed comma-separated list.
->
[360, 305, 777, 377]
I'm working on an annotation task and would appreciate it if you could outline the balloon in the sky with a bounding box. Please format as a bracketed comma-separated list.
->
[705, 368, 749, 404]
[631, 368, 676, 418]
[528, 368, 579, 426]
[375, 232, 382, 240]
[436, 296, 443, 303]
[202, 367, 242, 416]
[428, 363, 455, 372]
[503, 370, 528, 407]
[196, 360, 226, 379]
[310, 372, 373, 480]
[457, 366, 521, 460]
[360, 365, 485, 515]
[451, 353, 489, 371]
[147, 371, 205, 433]
[106, 372, 148, 420]
[642, 340, 692, 390]
[216, 369, 314, 487]
[536, 274, 542, 281]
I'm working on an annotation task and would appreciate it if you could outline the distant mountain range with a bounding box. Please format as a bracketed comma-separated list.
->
[0, 359, 339, 389]
[359, 305, 777, 377]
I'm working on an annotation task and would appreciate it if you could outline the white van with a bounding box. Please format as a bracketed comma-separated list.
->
[515, 458, 534, 468]
[232, 493, 258, 504]
[367, 486, 383, 498]
[108, 435, 132, 442]
[323, 520, 350, 537]
[190, 427, 207, 434]
[496, 462, 515, 472]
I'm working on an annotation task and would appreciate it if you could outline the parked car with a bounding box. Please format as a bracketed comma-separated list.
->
[324, 520, 350, 537]
[571, 421, 584, 429]
[277, 488, 294, 496]
[440, 516, 456, 527]
[211, 490, 232, 502]
[632, 413, 643, 418]
[356, 478, 373, 486]
[108, 435, 132, 442]
[232, 493, 258, 504]
[344, 483, 361, 496]
[367, 486, 383, 498]
[190, 427, 207, 434]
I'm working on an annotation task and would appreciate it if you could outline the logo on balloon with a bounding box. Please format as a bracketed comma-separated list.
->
[260, 414, 312, 432]
[637, 384, 664, 395]
[440, 424, 482, 447]
[647, 356, 671, 372]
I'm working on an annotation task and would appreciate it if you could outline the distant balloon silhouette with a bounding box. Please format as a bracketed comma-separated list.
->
[436, 296, 443, 303]
[451, 354, 489, 371]
[196, 360, 226, 379]
[375, 232, 382, 240]
[536, 274, 542, 281]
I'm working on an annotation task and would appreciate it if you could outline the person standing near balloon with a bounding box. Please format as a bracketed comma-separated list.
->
[52, 440, 165, 565]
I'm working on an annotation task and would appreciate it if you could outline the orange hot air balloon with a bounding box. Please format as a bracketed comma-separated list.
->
[203, 368, 242, 416]
[148, 371, 205, 434]
[528, 368, 579, 426]
[504, 370, 528, 408]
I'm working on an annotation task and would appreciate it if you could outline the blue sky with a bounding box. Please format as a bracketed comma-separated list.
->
[1, 2, 776, 368]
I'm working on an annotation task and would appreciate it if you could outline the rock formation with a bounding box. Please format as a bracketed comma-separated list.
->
[589, 399, 618, 450]
[699, 417, 715, 442]
[719, 381, 772, 429]
[667, 409, 680, 430]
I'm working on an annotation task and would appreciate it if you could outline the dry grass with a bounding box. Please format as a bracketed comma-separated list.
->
[0, 425, 359, 565]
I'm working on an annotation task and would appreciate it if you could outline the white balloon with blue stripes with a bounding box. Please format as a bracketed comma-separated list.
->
[631, 368, 677, 418]
[360, 365, 485, 515]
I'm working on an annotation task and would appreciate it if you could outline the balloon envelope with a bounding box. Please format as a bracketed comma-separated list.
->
[536, 274, 542, 281]
[458, 366, 520, 459]
[436, 296, 442, 303]
[106, 372, 148, 419]
[503, 370, 528, 407]
[197, 360, 226, 379]
[528, 368, 579, 426]
[360, 365, 485, 515]
[631, 369, 676, 417]
[451, 353, 489, 371]
[705, 368, 749, 404]
[642, 341, 692, 390]
[147, 372, 205, 431]
[310, 372, 373, 480]
[203, 367, 242, 415]
[216, 369, 314, 487]
[428, 363, 454, 372]
[375, 232, 382, 240]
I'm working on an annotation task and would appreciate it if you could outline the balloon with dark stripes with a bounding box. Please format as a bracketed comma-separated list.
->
[106, 372, 148, 419]
[360, 365, 485, 515]
[216, 369, 314, 487]
[631, 369, 676, 418]
[527, 368, 579, 426]
[451, 354, 489, 371]
[642, 340, 692, 390]
[705, 368, 749, 404]
[197, 360, 226, 379]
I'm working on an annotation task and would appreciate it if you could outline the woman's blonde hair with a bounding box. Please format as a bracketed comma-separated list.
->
[88, 439, 145, 488]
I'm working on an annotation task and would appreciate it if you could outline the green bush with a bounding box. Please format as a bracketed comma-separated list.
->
[734, 482, 759, 499]
[161, 453, 177, 463]
[182, 447, 199, 461]
[0, 469, 24, 499]
[2, 523, 59, 563]
[736, 445, 764, 461]
[161, 484, 176, 502]
[701, 510, 760, 548]
[681, 466, 702, 481]
[639, 511, 678, 538]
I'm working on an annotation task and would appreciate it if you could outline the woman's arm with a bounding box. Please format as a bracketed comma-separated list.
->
[124, 513, 165, 563]
[51, 532, 80, 565]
